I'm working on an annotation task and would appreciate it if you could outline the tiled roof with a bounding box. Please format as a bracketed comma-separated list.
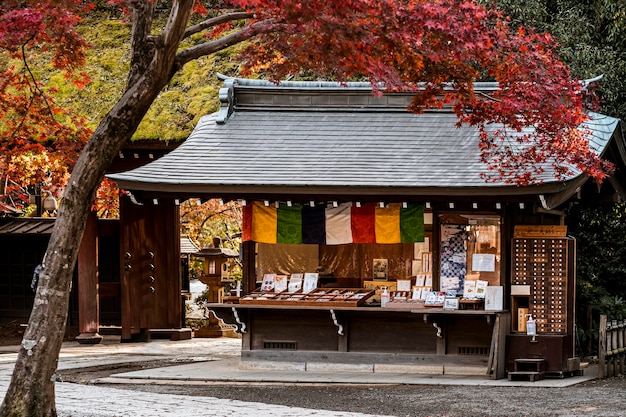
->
[0, 218, 55, 235]
[180, 236, 200, 254]
[108, 78, 622, 200]
[195, 246, 239, 258]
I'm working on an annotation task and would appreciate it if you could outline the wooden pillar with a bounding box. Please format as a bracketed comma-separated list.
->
[241, 240, 256, 294]
[76, 211, 103, 344]
[488, 313, 510, 380]
[608, 320, 614, 377]
[598, 314, 607, 379]
[617, 320, 626, 375]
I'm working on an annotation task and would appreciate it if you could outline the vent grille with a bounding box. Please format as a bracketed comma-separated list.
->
[458, 346, 490, 356]
[263, 341, 297, 350]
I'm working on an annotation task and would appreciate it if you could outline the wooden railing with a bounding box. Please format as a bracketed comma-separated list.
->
[598, 315, 626, 378]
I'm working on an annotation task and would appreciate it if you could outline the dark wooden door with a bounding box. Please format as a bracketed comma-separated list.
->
[119, 195, 181, 340]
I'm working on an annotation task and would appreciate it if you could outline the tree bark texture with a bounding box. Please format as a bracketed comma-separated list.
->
[0, 7, 185, 417]
[1, 89, 169, 417]
[0, 86, 169, 417]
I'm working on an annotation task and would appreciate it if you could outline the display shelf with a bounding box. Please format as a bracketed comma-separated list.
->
[459, 298, 484, 310]
[384, 299, 425, 309]
[239, 288, 375, 307]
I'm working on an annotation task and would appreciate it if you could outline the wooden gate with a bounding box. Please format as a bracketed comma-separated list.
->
[119, 194, 182, 341]
[598, 315, 626, 378]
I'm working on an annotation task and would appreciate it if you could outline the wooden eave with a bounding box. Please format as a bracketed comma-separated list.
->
[0, 218, 56, 235]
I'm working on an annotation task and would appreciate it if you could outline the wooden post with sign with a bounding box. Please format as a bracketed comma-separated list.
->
[513, 225, 568, 238]
[599, 314, 607, 378]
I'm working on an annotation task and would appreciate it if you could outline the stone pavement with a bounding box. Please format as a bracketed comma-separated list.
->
[0, 336, 391, 417]
[0, 335, 597, 416]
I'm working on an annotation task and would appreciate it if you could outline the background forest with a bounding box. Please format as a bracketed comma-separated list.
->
[490, 0, 626, 353]
[12, 0, 626, 354]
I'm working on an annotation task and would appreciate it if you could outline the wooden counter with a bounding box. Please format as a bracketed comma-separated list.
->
[207, 303, 510, 379]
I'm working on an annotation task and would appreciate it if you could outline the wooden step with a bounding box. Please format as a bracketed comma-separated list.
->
[514, 358, 545, 373]
[150, 328, 193, 341]
[507, 370, 545, 382]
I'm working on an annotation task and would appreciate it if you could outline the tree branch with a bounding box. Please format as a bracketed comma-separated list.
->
[199, 205, 239, 229]
[127, 0, 157, 88]
[176, 19, 281, 66]
[161, 0, 195, 53]
[9, 39, 57, 140]
[183, 11, 254, 40]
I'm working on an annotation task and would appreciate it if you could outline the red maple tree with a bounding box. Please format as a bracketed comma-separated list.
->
[236, 0, 612, 184]
[0, 0, 93, 212]
[0, 1, 613, 415]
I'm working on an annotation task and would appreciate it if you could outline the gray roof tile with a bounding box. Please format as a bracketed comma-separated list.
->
[108, 79, 621, 199]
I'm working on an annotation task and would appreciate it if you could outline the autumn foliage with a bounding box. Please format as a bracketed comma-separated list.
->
[181, 198, 242, 249]
[0, 0, 93, 212]
[0, 0, 614, 217]
[234, 0, 613, 184]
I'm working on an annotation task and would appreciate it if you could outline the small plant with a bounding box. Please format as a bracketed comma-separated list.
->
[597, 295, 626, 320]
[194, 288, 211, 309]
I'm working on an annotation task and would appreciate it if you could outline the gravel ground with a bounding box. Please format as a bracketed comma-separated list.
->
[58, 361, 626, 417]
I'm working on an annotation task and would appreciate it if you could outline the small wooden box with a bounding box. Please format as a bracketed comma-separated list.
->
[517, 308, 529, 332]
[363, 281, 397, 303]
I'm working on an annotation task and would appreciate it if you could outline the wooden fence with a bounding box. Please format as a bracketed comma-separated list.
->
[598, 315, 626, 378]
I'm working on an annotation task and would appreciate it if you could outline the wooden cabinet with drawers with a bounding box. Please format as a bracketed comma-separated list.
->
[507, 237, 577, 375]
[510, 237, 575, 335]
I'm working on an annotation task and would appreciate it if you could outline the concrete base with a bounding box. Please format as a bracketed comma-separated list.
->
[150, 328, 193, 341]
[375, 363, 444, 374]
[240, 360, 486, 376]
[194, 327, 239, 338]
[98, 326, 122, 336]
[444, 365, 487, 376]
[240, 360, 306, 372]
[75, 332, 103, 345]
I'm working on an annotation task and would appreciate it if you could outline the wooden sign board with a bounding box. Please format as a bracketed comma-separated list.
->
[513, 225, 567, 238]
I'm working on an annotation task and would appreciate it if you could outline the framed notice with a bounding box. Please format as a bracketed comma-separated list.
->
[475, 280, 488, 299]
[261, 274, 276, 292]
[288, 273, 303, 293]
[463, 280, 477, 299]
[412, 286, 422, 300]
[415, 274, 426, 287]
[274, 275, 288, 293]
[472, 253, 496, 272]
[373, 259, 389, 280]
[303, 273, 319, 293]
[424, 274, 433, 288]
[443, 297, 460, 310]
[485, 286, 503, 311]
[397, 279, 412, 292]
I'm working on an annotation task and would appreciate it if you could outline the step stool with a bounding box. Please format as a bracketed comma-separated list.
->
[508, 358, 546, 382]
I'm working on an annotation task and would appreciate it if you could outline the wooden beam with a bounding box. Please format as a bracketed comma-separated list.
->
[76, 211, 102, 344]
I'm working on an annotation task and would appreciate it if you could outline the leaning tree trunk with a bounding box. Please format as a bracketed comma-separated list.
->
[0, 48, 178, 417]
[0, 159, 96, 416]
[0, 1, 211, 413]
[0, 88, 166, 417]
